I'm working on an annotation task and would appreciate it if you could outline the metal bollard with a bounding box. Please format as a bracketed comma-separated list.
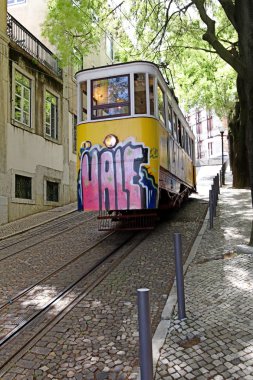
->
[214, 175, 218, 198]
[137, 288, 153, 380]
[209, 189, 213, 229]
[173, 233, 186, 320]
[211, 185, 216, 217]
[216, 174, 220, 195]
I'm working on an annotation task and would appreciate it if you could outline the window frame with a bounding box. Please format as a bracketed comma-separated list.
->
[8, 0, 26, 5]
[134, 72, 147, 115]
[44, 177, 61, 205]
[12, 64, 35, 132]
[157, 81, 166, 125]
[91, 74, 130, 120]
[44, 88, 60, 141]
[11, 170, 35, 205]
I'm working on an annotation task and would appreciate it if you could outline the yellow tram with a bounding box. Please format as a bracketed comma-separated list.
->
[76, 61, 196, 230]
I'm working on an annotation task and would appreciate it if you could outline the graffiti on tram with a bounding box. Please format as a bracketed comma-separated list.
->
[78, 138, 158, 211]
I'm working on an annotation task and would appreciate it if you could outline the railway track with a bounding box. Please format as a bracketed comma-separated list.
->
[0, 230, 148, 375]
[0, 211, 97, 262]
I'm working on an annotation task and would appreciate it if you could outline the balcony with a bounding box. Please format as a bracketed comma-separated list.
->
[7, 13, 62, 78]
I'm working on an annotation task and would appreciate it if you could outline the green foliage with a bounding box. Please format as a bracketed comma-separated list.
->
[42, 0, 108, 66]
[115, 0, 237, 117]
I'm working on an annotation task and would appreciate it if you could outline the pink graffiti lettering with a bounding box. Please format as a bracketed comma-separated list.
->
[81, 151, 99, 210]
[123, 145, 144, 209]
[80, 140, 148, 211]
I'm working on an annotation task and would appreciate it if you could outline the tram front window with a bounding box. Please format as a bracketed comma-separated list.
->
[134, 73, 146, 114]
[91, 75, 130, 119]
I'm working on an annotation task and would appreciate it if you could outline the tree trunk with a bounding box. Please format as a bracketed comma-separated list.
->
[235, 0, 253, 245]
[228, 100, 249, 188]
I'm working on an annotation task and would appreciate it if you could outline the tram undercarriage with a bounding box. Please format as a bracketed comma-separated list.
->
[97, 178, 193, 231]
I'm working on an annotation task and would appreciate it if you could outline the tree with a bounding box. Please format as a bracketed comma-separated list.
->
[121, 0, 252, 244]
[191, 0, 253, 245]
[42, 0, 109, 65]
[43, 0, 253, 245]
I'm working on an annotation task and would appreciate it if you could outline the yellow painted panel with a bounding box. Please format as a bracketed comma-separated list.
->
[77, 117, 160, 183]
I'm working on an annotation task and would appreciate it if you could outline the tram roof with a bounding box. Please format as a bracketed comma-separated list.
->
[75, 60, 166, 82]
[75, 61, 194, 138]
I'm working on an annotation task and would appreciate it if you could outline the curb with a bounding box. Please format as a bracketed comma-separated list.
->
[151, 207, 209, 376]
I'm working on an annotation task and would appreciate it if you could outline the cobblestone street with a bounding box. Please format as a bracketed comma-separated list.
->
[0, 193, 207, 379]
[1, 166, 253, 380]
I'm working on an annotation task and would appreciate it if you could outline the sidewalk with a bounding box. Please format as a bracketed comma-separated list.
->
[0, 202, 76, 239]
[154, 168, 253, 380]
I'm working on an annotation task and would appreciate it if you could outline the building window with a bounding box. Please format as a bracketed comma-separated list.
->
[45, 91, 58, 139]
[196, 123, 202, 135]
[8, 0, 26, 5]
[207, 113, 213, 138]
[14, 71, 31, 127]
[72, 114, 77, 153]
[15, 174, 32, 199]
[46, 181, 59, 202]
[196, 110, 201, 123]
[197, 142, 203, 159]
[72, 47, 83, 75]
[106, 35, 113, 60]
[208, 142, 213, 156]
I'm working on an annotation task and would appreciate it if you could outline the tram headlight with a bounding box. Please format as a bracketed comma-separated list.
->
[103, 134, 118, 149]
[81, 141, 92, 150]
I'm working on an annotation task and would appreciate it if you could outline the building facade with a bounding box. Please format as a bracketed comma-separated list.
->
[0, 0, 113, 225]
[187, 109, 228, 167]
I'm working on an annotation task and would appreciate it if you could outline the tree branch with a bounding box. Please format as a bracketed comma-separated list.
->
[160, 44, 217, 53]
[102, 1, 124, 22]
[192, 0, 245, 77]
[218, 0, 237, 32]
[156, 1, 193, 49]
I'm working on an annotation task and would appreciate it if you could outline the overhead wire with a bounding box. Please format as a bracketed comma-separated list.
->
[71, 0, 135, 59]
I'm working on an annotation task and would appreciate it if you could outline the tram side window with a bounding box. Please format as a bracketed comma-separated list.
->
[189, 136, 193, 157]
[167, 104, 173, 133]
[81, 81, 87, 121]
[190, 138, 194, 159]
[185, 133, 190, 156]
[173, 112, 178, 140]
[157, 83, 165, 124]
[134, 73, 147, 114]
[178, 120, 182, 146]
[185, 132, 188, 154]
[181, 126, 185, 149]
[149, 75, 155, 115]
[91, 75, 130, 119]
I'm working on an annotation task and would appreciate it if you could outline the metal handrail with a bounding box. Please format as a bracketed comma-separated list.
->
[7, 13, 62, 78]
